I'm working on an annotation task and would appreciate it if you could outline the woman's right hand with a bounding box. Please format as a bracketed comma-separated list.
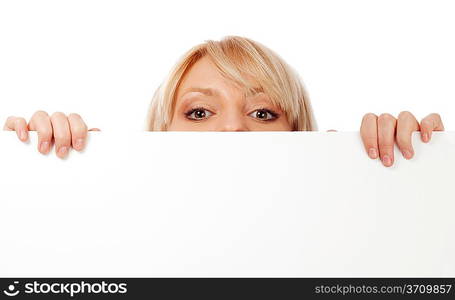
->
[3, 111, 100, 158]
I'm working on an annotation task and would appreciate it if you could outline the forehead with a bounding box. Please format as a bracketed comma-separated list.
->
[177, 56, 234, 95]
[176, 55, 263, 99]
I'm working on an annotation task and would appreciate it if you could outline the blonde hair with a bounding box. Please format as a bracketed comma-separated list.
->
[146, 36, 317, 131]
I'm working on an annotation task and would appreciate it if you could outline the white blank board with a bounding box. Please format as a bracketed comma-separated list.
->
[0, 131, 454, 277]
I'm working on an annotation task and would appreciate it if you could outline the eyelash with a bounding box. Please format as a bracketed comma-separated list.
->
[184, 107, 280, 121]
[184, 106, 213, 120]
[251, 108, 279, 121]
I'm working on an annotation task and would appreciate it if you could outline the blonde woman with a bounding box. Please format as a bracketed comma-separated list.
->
[3, 36, 445, 167]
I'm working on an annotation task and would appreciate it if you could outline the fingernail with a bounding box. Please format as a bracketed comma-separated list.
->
[402, 149, 413, 159]
[368, 148, 378, 159]
[20, 130, 27, 141]
[382, 155, 392, 166]
[422, 133, 429, 142]
[74, 138, 84, 150]
[40, 141, 49, 153]
[58, 146, 68, 157]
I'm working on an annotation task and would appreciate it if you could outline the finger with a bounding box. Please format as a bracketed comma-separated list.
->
[4, 116, 29, 141]
[360, 113, 379, 159]
[4, 116, 17, 130]
[396, 111, 419, 159]
[28, 111, 53, 154]
[377, 113, 396, 167]
[68, 113, 88, 151]
[420, 113, 445, 143]
[50, 112, 71, 158]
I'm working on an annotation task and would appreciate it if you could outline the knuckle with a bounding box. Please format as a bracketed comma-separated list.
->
[6, 116, 16, 123]
[362, 113, 377, 122]
[398, 111, 413, 119]
[34, 110, 49, 118]
[68, 113, 82, 119]
[51, 111, 66, 119]
[15, 117, 26, 124]
[430, 113, 442, 120]
[378, 113, 395, 122]
[421, 118, 432, 127]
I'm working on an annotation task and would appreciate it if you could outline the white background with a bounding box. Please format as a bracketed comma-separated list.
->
[0, 0, 454, 132]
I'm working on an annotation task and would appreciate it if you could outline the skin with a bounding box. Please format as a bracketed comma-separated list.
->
[168, 56, 292, 131]
[3, 56, 445, 166]
[3, 112, 100, 159]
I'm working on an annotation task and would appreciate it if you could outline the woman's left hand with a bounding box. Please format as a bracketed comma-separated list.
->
[360, 111, 444, 167]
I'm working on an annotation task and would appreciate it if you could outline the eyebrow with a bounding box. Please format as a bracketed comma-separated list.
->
[181, 86, 265, 97]
[181, 87, 217, 97]
[249, 87, 264, 94]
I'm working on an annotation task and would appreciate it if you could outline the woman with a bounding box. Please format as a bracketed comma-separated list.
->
[3, 36, 445, 167]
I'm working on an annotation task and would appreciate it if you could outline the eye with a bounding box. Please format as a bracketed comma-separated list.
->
[249, 109, 278, 121]
[185, 107, 213, 120]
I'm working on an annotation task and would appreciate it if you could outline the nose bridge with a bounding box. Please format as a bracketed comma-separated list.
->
[215, 85, 249, 131]
[218, 109, 247, 131]
[217, 96, 248, 131]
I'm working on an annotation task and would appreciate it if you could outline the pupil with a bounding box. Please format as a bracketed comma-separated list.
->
[257, 110, 267, 119]
[195, 110, 205, 118]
